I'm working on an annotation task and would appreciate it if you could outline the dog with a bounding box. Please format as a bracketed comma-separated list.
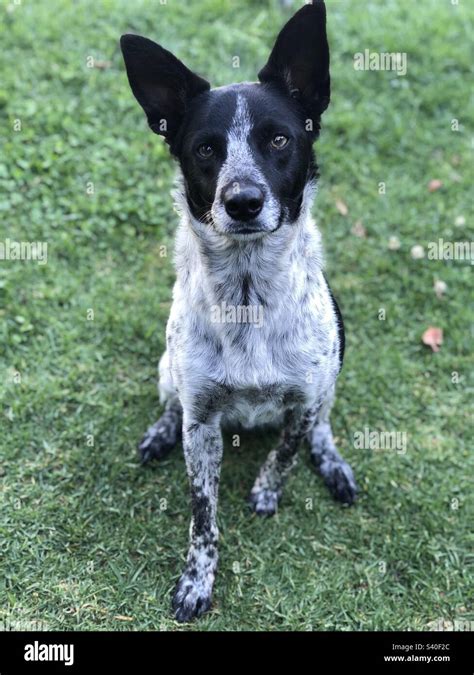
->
[120, 0, 357, 622]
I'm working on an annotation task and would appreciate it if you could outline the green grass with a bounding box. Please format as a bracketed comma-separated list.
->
[0, 0, 472, 631]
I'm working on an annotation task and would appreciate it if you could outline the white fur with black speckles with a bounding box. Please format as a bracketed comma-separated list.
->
[160, 177, 341, 427]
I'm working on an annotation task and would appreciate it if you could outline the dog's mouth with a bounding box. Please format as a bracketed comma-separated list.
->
[221, 223, 278, 241]
[232, 224, 268, 236]
[212, 213, 284, 240]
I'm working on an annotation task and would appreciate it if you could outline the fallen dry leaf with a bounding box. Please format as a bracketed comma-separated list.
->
[93, 60, 112, 70]
[428, 179, 443, 192]
[114, 615, 134, 621]
[434, 279, 447, 298]
[411, 244, 425, 259]
[422, 326, 443, 352]
[351, 220, 366, 237]
[335, 198, 348, 216]
[388, 235, 401, 250]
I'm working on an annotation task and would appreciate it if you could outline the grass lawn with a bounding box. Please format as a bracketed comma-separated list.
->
[0, 0, 472, 631]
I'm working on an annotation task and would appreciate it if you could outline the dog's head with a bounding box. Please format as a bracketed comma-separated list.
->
[120, 1, 330, 240]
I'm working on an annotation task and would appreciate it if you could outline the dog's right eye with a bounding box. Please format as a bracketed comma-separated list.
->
[270, 134, 289, 150]
[196, 143, 214, 159]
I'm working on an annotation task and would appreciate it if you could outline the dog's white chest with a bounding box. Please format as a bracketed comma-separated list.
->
[161, 212, 341, 430]
[225, 395, 283, 429]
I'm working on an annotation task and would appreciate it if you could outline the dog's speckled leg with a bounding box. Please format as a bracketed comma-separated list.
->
[249, 406, 319, 516]
[309, 421, 357, 505]
[138, 398, 182, 464]
[172, 418, 223, 622]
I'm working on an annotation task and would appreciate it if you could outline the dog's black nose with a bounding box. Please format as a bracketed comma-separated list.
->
[223, 183, 264, 221]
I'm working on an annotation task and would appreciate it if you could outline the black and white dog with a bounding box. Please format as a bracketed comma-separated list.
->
[121, 1, 357, 622]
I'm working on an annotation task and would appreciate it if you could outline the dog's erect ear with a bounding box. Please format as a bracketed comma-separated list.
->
[258, 1, 330, 115]
[120, 34, 210, 142]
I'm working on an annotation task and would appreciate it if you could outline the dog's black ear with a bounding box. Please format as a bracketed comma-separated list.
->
[120, 34, 210, 142]
[258, 1, 330, 115]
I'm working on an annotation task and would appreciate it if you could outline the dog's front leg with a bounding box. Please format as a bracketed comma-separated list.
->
[172, 416, 223, 622]
[249, 406, 319, 516]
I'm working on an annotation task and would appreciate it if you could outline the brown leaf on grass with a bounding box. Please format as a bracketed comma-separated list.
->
[335, 198, 348, 216]
[93, 60, 112, 69]
[428, 179, 443, 192]
[422, 326, 443, 352]
[351, 220, 366, 237]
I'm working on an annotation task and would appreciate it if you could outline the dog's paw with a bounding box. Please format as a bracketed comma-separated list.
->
[138, 420, 178, 464]
[171, 571, 213, 623]
[319, 458, 357, 505]
[248, 487, 280, 516]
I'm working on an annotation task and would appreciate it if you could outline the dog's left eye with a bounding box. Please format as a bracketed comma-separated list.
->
[196, 143, 214, 159]
[270, 134, 289, 150]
